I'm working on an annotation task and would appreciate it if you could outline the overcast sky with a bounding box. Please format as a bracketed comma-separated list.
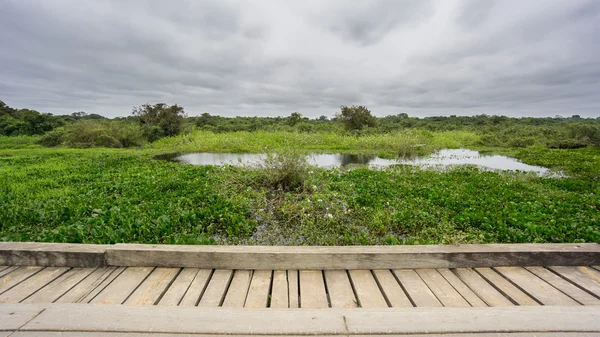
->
[1, 0, 599, 118]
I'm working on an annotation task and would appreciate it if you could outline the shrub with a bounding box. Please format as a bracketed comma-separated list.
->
[38, 128, 67, 147]
[336, 105, 377, 131]
[254, 150, 309, 191]
[39, 120, 145, 148]
[132, 103, 187, 140]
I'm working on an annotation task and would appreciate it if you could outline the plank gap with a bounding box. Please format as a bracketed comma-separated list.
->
[490, 267, 545, 306]
[371, 270, 392, 307]
[195, 269, 216, 306]
[0, 266, 44, 296]
[321, 270, 332, 308]
[120, 267, 156, 305]
[82, 267, 126, 303]
[153, 267, 183, 305]
[391, 269, 417, 307]
[267, 270, 274, 308]
[18, 267, 73, 303]
[346, 270, 360, 308]
[52, 267, 100, 303]
[473, 268, 521, 306]
[546, 266, 600, 300]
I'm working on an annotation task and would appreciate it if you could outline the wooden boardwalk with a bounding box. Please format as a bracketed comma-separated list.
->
[1, 243, 600, 335]
[1, 265, 599, 308]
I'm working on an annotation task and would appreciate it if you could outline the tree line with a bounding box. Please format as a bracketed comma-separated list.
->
[1, 100, 599, 149]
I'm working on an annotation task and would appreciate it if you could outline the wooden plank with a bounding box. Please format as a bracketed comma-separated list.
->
[90, 267, 154, 304]
[0, 242, 106, 267]
[372, 269, 412, 307]
[0, 266, 19, 278]
[198, 269, 233, 307]
[0, 304, 46, 331]
[157, 268, 199, 306]
[348, 270, 387, 308]
[179, 269, 212, 306]
[437, 268, 487, 307]
[106, 242, 600, 269]
[222, 270, 252, 307]
[21, 268, 96, 303]
[416, 269, 470, 307]
[245, 270, 272, 308]
[393, 269, 441, 307]
[324, 270, 357, 308]
[0, 267, 69, 303]
[270, 270, 288, 308]
[343, 307, 600, 335]
[0, 266, 42, 294]
[124, 268, 180, 306]
[288, 270, 299, 308]
[526, 266, 600, 305]
[496, 266, 579, 306]
[299, 270, 328, 308]
[15, 304, 600, 334]
[58, 267, 123, 303]
[454, 268, 513, 306]
[475, 268, 538, 306]
[549, 266, 600, 297]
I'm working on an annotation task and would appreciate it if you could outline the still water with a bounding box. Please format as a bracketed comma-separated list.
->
[157, 149, 556, 175]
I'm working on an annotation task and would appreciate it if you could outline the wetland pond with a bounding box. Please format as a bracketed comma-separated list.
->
[157, 149, 559, 176]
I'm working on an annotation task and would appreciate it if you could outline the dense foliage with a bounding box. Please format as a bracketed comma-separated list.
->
[2, 100, 599, 151]
[0, 134, 598, 245]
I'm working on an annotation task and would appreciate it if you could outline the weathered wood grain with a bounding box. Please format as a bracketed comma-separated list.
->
[106, 243, 600, 269]
[324, 270, 357, 308]
[67, 267, 125, 303]
[495, 267, 579, 306]
[288, 270, 299, 308]
[156, 268, 199, 306]
[270, 270, 288, 308]
[198, 269, 232, 307]
[372, 269, 412, 307]
[0, 267, 69, 303]
[549, 266, 600, 297]
[221, 270, 252, 307]
[299, 270, 328, 308]
[22, 268, 96, 303]
[0, 266, 42, 294]
[244, 270, 271, 308]
[13, 304, 600, 334]
[348, 270, 387, 308]
[416, 269, 470, 307]
[393, 269, 441, 307]
[90, 267, 154, 304]
[0, 242, 106, 267]
[0, 268, 68, 303]
[475, 267, 538, 305]
[178, 269, 212, 306]
[124, 268, 180, 306]
[437, 268, 487, 307]
[454, 268, 513, 306]
[526, 266, 600, 305]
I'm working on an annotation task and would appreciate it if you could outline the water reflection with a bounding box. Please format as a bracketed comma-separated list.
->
[156, 149, 559, 175]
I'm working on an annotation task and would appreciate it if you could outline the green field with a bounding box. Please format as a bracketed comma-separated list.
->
[1, 131, 598, 245]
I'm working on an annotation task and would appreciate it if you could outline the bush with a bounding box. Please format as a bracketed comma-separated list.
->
[39, 120, 145, 148]
[336, 105, 377, 131]
[38, 128, 67, 147]
[254, 151, 309, 191]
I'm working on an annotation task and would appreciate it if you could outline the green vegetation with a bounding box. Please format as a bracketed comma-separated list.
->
[0, 100, 599, 245]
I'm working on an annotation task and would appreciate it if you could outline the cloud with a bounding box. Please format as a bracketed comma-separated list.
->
[0, 0, 599, 117]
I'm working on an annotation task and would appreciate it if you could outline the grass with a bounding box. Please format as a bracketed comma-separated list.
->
[0, 131, 598, 245]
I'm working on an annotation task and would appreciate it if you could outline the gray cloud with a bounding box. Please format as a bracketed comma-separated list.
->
[0, 0, 599, 118]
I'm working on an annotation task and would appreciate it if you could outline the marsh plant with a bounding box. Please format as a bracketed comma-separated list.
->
[252, 150, 310, 192]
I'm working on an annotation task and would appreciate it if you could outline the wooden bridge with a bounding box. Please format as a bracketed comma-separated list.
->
[1, 242, 599, 336]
